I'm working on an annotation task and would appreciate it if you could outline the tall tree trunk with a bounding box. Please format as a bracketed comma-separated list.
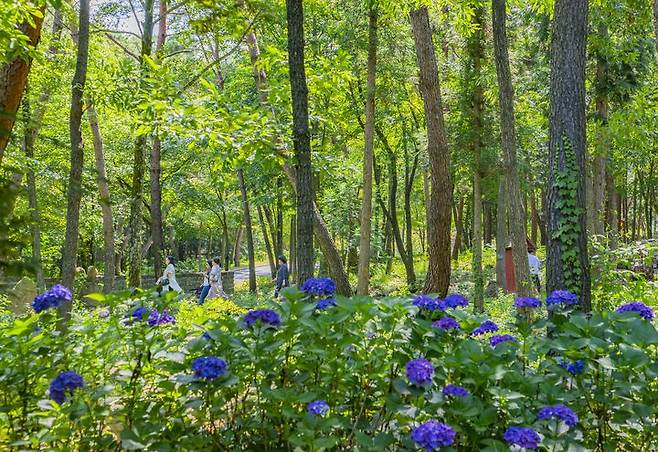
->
[86, 99, 115, 292]
[357, 3, 378, 296]
[258, 205, 276, 278]
[233, 222, 243, 267]
[127, 0, 154, 287]
[591, 20, 608, 237]
[491, 0, 534, 297]
[468, 4, 485, 311]
[403, 145, 418, 269]
[221, 202, 231, 269]
[0, 6, 45, 162]
[546, 0, 591, 311]
[150, 0, 166, 280]
[496, 177, 508, 291]
[60, 0, 90, 321]
[410, 6, 452, 296]
[237, 169, 257, 293]
[276, 178, 284, 256]
[653, 0, 658, 52]
[289, 215, 296, 282]
[286, 0, 314, 284]
[451, 196, 464, 261]
[530, 188, 539, 246]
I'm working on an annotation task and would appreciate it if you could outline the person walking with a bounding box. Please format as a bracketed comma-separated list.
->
[198, 259, 212, 304]
[207, 257, 227, 299]
[274, 255, 289, 298]
[527, 245, 541, 293]
[157, 255, 183, 294]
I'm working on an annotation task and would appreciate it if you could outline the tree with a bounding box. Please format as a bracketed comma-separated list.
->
[0, 5, 45, 163]
[237, 168, 257, 293]
[546, 0, 591, 311]
[357, 1, 378, 296]
[127, 0, 154, 287]
[60, 0, 90, 319]
[410, 6, 452, 296]
[491, 0, 534, 297]
[286, 0, 314, 285]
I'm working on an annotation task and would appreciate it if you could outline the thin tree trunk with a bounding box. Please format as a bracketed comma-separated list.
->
[237, 169, 257, 293]
[286, 0, 314, 284]
[60, 0, 89, 322]
[496, 176, 508, 291]
[492, 0, 534, 297]
[403, 146, 418, 268]
[592, 20, 608, 237]
[127, 0, 154, 287]
[290, 215, 296, 282]
[410, 6, 452, 296]
[546, 0, 591, 311]
[653, 0, 658, 52]
[0, 6, 45, 162]
[258, 205, 276, 278]
[357, 2, 378, 296]
[233, 222, 243, 267]
[530, 188, 539, 246]
[276, 178, 284, 255]
[86, 99, 115, 292]
[221, 202, 231, 269]
[451, 196, 464, 261]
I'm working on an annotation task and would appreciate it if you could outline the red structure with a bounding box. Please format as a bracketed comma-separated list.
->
[504, 246, 516, 293]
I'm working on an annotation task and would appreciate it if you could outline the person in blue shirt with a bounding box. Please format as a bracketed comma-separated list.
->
[274, 255, 289, 298]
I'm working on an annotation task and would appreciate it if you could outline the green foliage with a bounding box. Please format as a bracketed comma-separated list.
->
[1, 286, 657, 449]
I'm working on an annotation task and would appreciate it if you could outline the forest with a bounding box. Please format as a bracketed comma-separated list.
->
[1, 0, 657, 449]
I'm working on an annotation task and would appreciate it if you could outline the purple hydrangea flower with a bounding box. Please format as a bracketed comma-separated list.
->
[490, 334, 517, 347]
[471, 320, 499, 336]
[503, 426, 541, 449]
[537, 404, 578, 427]
[243, 309, 281, 328]
[307, 399, 329, 417]
[413, 295, 443, 311]
[410, 420, 456, 450]
[615, 302, 654, 320]
[33, 284, 72, 313]
[443, 294, 469, 309]
[546, 290, 578, 307]
[192, 356, 227, 380]
[301, 277, 336, 296]
[442, 384, 469, 397]
[49, 371, 84, 405]
[558, 359, 585, 376]
[406, 358, 434, 387]
[432, 316, 460, 331]
[132, 306, 149, 321]
[315, 297, 337, 311]
[202, 332, 213, 341]
[513, 297, 541, 309]
[147, 309, 176, 326]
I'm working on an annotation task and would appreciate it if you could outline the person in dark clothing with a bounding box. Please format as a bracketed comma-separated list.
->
[274, 255, 289, 298]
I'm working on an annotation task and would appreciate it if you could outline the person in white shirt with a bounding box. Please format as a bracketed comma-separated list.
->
[527, 245, 541, 293]
[157, 256, 183, 294]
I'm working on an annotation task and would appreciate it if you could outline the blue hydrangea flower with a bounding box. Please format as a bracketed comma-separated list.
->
[147, 309, 175, 326]
[49, 371, 84, 405]
[32, 284, 72, 313]
[413, 295, 443, 311]
[301, 277, 336, 296]
[558, 359, 585, 376]
[537, 404, 578, 427]
[503, 426, 541, 449]
[132, 306, 149, 321]
[202, 332, 213, 341]
[410, 420, 456, 450]
[432, 316, 460, 331]
[490, 334, 517, 347]
[546, 290, 578, 307]
[192, 356, 227, 380]
[315, 297, 337, 311]
[406, 358, 434, 387]
[443, 293, 469, 309]
[513, 297, 541, 309]
[243, 309, 281, 328]
[471, 320, 499, 336]
[442, 384, 469, 397]
[615, 302, 654, 320]
[307, 399, 329, 417]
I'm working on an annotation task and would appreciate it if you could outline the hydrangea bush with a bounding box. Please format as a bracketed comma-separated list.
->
[0, 285, 656, 450]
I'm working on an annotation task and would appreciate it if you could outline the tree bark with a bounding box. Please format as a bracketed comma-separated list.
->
[591, 20, 608, 237]
[233, 222, 243, 267]
[258, 205, 276, 278]
[451, 195, 464, 261]
[546, 0, 591, 311]
[86, 99, 115, 292]
[653, 0, 658, 52]
[286, 0, 315, 285]
[357, 3, 378, 296]
[60, 0, 90, 321]
[496, 176, 508, 291]
[410, 6, 452, 297]
[491, 0, 534, 297]
[0, 6, 45, 162]
[237, 169, 257, 293]
[127, 0, 154, 287]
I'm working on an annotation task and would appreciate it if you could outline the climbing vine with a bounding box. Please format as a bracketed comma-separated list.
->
[551, 136, 582, 295]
